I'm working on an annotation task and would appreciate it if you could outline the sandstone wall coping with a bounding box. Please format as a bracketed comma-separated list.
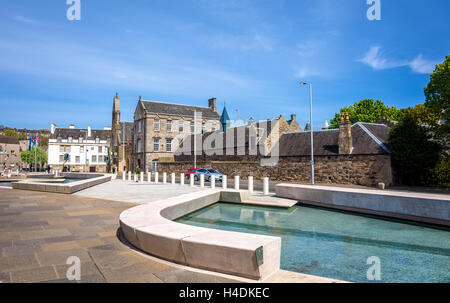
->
[119, 189, 281, 280]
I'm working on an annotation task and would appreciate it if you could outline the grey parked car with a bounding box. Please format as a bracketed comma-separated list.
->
[193, 168, 223, 182]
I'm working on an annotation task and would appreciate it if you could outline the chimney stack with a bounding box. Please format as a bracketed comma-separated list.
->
[338, 113, 353, 154]
[50, 123, 56, 135]
[291, 114, 297, 121]
[69, 124, 75, 129]
[208, 98, 217, 113]
[88, 125, 92, 137]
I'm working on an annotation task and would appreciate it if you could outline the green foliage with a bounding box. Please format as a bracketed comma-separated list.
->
[388, 115, 442, 186]
[424, 55, 450, 143]
[424, 155, 450, 187]
[398, 104, 438, 126]
[20, 148, 47, 166]
[3, 129, 26, 140]
[39, 136, 49, 147]
[329, 99, 401, 129]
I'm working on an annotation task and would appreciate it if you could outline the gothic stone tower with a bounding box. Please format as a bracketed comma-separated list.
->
[111, 93, 121, 173]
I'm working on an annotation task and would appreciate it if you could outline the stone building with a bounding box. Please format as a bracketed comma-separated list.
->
[48, 124, 111, 173]
[0, 135, 22, 172]
[175, 113, 302, 162]
[110, 94, 133, 175]
[161, 114, 393, 186]
[131, 96, 221, 172]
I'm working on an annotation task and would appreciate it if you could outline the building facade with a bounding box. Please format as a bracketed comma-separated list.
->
[132, 97, 221, 172]
[48, 124, 111, 173]
[0, 135, 22, 172]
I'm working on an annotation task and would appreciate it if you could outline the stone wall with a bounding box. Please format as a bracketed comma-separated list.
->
[157, 154, 393, 187]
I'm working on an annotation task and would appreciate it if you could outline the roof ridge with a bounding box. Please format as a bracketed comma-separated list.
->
[141, 99, 213, 110]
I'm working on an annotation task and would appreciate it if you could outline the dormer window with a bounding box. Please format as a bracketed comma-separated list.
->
[95, 137, 100, 143]
[68, 137, 73, 143]
[154, 119, 160, 131]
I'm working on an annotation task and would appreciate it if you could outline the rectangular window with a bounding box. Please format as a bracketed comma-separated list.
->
[138, 120, 142, 132]
[80, 146, 84, 153]
[137, 139, 142, 153]
[75, 156, 80, 163]
[202, 122, 206, 134]
[68, 137, 73, 143]
[59, 145, 64, 152]
[154, 120, 160, 131]
[179, 120, 184, 132]
[190, 121, 195, 133]
[167, 120, 172, 132]
[59, 155, 64, 163]
[153, 139, 160, 152]
[92, 155, 97, 163]
[166, 139, 172, 152]
[98, 146, 102, 153]
[95, 138, 100, 143]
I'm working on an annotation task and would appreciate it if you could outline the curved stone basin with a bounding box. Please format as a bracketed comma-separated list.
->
[119, 189, 281, 280]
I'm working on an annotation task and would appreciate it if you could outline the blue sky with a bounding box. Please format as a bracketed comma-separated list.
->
[0, 0, 448, 130]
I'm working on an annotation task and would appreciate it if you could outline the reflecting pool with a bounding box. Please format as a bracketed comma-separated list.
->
[176, 203, 450, 283]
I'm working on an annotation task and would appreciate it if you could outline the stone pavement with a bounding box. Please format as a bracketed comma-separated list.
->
[75, 179, 207, 204]
[0, 188, 240, 283]
[0, 186, 341, 283]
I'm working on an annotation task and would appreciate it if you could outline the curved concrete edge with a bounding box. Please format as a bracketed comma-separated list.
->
[119, 189, 281, 280]
[12, 174, 112, 194]
[276, 183, 450, 226]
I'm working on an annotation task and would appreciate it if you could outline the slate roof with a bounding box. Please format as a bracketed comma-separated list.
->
[0, 135, 20, 145]
[278, 123, 391, 157]
[50, 128, 111, 141]
[141, 100, 220, 119]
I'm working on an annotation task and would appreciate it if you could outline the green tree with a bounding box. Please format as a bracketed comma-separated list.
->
[39, 136, 49, 147]
[20, 148, 47, 167]
[398, 104, 438, 126]
[3, 129, 26, 140]
[329, 99, 401, 129]
[388, 115, 442, 186]
[424, 55, 450, 143]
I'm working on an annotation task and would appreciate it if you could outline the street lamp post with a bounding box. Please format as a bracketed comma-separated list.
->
[300, 82, 315, 185]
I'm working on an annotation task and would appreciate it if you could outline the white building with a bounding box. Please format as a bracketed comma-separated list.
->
[48, 124, 111, 173]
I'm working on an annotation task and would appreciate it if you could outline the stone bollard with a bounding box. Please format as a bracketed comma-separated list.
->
[263, 177, 269, 195]
[140, 172, 144, 182]
[148, 172, 151, 183]
[122, 172, 126, 181]
[154, 172, 159, 184]
[234, 176, 240, 191]
[222, 175, 227, 189]
[128, 171, 131, 181]
[134, 173, 137, 182]
[180, 173, 185, 186]
[163, 172, 167, 184]
[190, 174, 194, 187]
[211, 175, 215, 189]
[378, 183, 386, 190]
[200, 174, 205, 188]
[248, 176, 254, 194]
[171, 173, 176, 185]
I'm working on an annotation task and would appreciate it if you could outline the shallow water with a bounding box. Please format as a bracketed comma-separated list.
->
[176, 203, 450, 283]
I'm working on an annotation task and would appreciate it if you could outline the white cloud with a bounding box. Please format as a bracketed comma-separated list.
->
[13, 16, 37, 24]
[409, 55, 437, 74]
[209, 33, 274, 52]
[358, 46, 438, 74]
[294, 67, 320, 79]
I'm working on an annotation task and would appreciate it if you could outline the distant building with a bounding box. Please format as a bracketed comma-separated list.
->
[110, 94, 133, 175]
[131, 96, 221, 172]
[0, 135, 22, 172]
[48, 124, 111, 173]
